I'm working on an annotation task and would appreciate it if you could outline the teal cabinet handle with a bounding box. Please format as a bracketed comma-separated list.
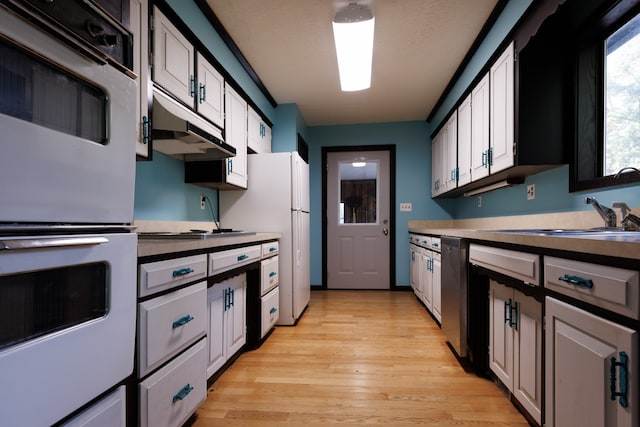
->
[172, 267, 194, 277]
[172, 314, 194, 329]
[172, 384, 193, 403]
[269, 272, 277, 278]
[558, 274, 594, 288]
[189, 75, 196, 98]
[199, 83, 206, 103]
[142, 116, 149, 144]
[610, 352, 628, 408]
[237, 254, 249, 261]
[269, 246, 277, 252]
[269, 307, 277, 314]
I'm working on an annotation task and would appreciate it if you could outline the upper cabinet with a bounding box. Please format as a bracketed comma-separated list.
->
[196, 53, 225, 129]
[248, 106, 272, 154]
[131, 0, 151, 159]
[223, 84, 248, 188]
[431, 3, 569, 198]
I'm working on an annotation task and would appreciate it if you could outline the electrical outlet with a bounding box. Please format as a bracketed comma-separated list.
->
[200, 195, 206, 209]
[400, 202, 412, 212]
[527, 184, 535, 200]
[477, 196, 482, 207]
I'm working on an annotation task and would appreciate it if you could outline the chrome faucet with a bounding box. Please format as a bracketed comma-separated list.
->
[613, 202, 640, 231]
[585, 197, 617, 228]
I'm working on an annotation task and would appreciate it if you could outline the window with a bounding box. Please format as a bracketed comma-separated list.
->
[338, 161, 378, 224]
[571, 2, 640, 191]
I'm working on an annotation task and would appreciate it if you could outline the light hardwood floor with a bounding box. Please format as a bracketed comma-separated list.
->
[194, 290, 529, 426]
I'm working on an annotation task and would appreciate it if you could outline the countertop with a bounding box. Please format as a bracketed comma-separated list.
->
[137, 232, 281, 258]
[408, 227, 640, 261]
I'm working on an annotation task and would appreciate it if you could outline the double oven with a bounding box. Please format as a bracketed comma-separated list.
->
[0, 1, 137, 425]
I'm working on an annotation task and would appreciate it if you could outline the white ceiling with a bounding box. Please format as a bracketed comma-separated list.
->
[205, 0, 500, 126]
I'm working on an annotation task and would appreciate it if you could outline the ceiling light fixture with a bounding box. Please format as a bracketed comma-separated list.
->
[332, 3, 375, 92]
[352, 162, 367, 167]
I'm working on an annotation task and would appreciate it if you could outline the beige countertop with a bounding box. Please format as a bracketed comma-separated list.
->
[137, 232, 281, 258]
[408, 211, 640, 261]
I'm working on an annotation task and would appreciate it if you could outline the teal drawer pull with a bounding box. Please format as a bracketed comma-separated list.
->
[172, 314, 194, 329]
[172, 384, 193, 403]
[269, 307, 277, 314]
[558, 274, 594, 288]
[237, 254, 249, 261]
[172, 267, 194, 277]
[269, 272, 277, 278]
[610, 352, 628, 408]
[269, 246, 277, 252]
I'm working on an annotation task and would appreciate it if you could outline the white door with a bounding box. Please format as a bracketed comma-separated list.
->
[326, 150, 391, 289]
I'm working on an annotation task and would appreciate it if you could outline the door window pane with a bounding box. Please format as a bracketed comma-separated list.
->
[339, 161, 378, 224]
[605, 12, 640, 175]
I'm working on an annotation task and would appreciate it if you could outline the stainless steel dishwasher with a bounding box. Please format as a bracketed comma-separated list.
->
[440, 236, 469, 358]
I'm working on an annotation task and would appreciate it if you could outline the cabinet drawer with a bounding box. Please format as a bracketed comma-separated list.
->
[61, 386, 125, 427]
[430, 237, 441, 252]
[469, 244, 540, 285]
[261, 286, 279, 339]
[139, 254, 207, 298]
[261, 255, 279, 295]
[138, 282, 207, 378]
[209, 245, 261, 276]
[544, 256, 639, 319]
[139, 338, 207, 427]
[261, 241, 279, 258]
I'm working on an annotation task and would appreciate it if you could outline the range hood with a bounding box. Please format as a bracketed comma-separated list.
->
[151, 87, 236, 159]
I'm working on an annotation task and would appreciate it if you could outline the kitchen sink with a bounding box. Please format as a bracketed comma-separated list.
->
[485, 228, 640, 238]
[139, 230, 256, 239]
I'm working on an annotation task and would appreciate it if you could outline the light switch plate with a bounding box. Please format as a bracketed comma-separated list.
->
[400, 203, 412, 212]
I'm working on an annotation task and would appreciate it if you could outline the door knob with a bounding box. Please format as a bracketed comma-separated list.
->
[383, 228, 389, 236]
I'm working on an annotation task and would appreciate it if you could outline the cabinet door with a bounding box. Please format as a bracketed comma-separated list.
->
[224, 84, 247, 188]
[489, 281, 514, 388]
[196, 53, 224, 129]
[206, 284, 225, 378]
[410, 245, 420, 296]
[471, 73, 490, 181]
[546, 297, 637, 427]
[421, 252, 433, 311]
[444, 112, 458, 191]
[227, 276, 246, 356]
[457, 93, 472, 187]
[432, 252, 441, 322]
[247, 106, 262, 153]
[152, 7, 194, 106]
[431, 131, 444, 197]
[489, 42, 515, 174]
[131, 0, 150, 158]
[512, 290, 542, 424]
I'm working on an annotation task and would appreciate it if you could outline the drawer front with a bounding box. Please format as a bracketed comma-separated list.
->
[469, 244, 540, 285]
[416, 235, 431, 248]
[261, 241, 279, 258]
[138, 282, 207, 378]
[139, 338, 207, 427]
[139, 254, 207, 298]
[209, 245, 261, 276]
[261, 286, 279, 339]
[61, 386, 125, 427]
[430, 237, 441, 252]
[261, 255, 279, 295]
[544, 256, 639, 319]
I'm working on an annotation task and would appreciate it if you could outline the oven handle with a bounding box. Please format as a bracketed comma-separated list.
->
[0, 236, 109, 251]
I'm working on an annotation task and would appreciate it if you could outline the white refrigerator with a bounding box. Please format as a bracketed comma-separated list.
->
[219, 151, 310, 325]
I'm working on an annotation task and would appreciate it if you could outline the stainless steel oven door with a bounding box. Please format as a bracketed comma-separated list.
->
[0, 232, 136, 426]
[0, 7, 136, 224]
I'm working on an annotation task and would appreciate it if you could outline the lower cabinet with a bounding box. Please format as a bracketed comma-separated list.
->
[420, 248, 441, 322]
[61, 386, 126, 427]
[489, 280, 542, 424]
[545, 297, 637, 427]
[207, 273, 247, 379]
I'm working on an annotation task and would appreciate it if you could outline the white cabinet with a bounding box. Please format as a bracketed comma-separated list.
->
[470, 73, 490, 181]
[431, 131, 445, 197]
[431, 112, 457, 196]
[196, 53, 224, 129]
[152, 7, 224, 129]
[431, 251, 441, 322]
[545, 297, 637, 427]
[489, 280, 542, 424]
[61, 386, 126, 427]
[206, 274, 246, 379]
[248, 106, 272, 153]
[410, 243, 421, 297]
[457, 92, 472, 187]
[421, 251, 433, 311]
[489, 42, 515, 175]
[152, 7, 194, 106]
[131, 0, 150, 158]
[224, 84, 248, 188]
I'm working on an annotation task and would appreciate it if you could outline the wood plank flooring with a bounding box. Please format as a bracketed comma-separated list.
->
[193, 290, 529, 426]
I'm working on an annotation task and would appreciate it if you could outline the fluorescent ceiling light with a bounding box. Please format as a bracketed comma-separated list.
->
[332, 3, 375, 92]
[352, 162, 366, 167]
